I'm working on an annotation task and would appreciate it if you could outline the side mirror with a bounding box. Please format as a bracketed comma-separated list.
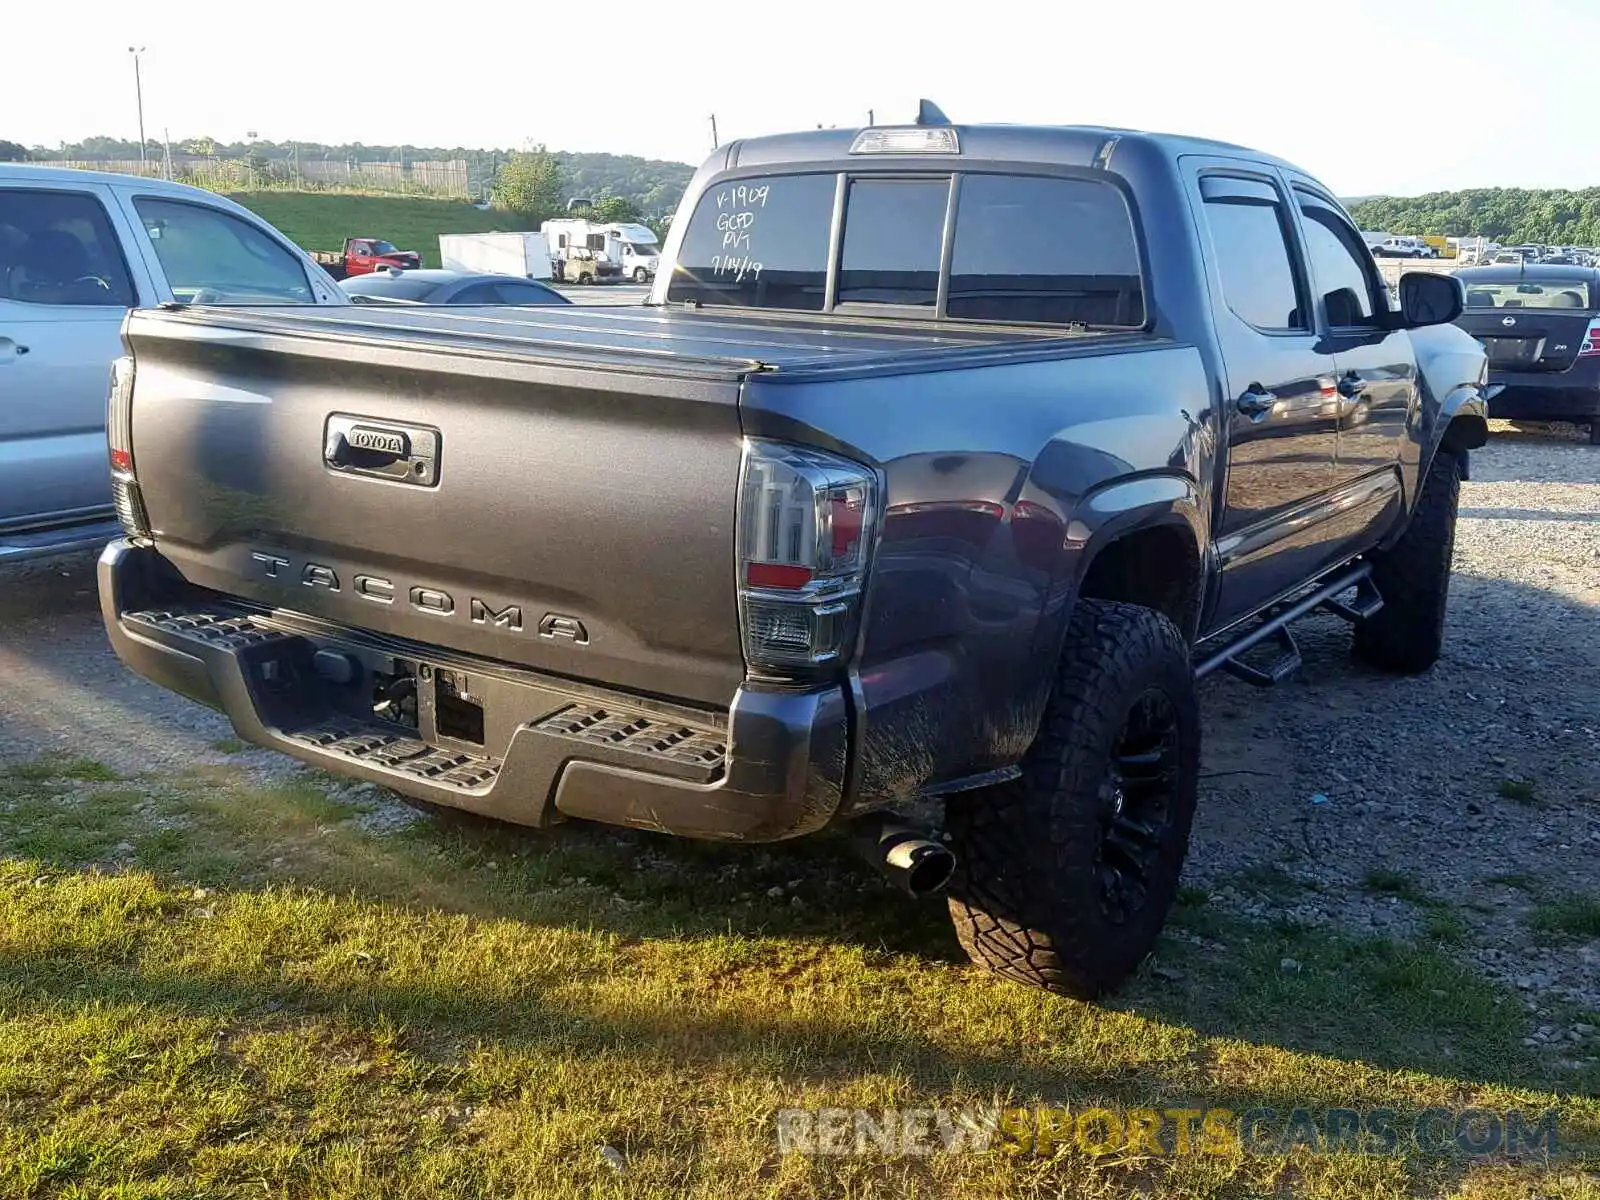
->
[1395, 271, 1463, 328]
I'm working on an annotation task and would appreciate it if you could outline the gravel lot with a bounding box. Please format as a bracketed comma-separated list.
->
[1, 422, 1595, 1022]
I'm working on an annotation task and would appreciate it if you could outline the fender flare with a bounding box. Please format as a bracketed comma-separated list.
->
[1065, 472, 1208, 639]
[1421, 382, 1489, 483]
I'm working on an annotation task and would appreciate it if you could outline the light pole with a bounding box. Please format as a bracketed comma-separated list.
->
[128, 46, 147, 170]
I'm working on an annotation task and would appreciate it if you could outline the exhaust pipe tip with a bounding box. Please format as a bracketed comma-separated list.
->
[850, 816, 957, 899]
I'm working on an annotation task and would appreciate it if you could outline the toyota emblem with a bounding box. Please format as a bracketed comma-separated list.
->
[1502, 316, 1517, 327]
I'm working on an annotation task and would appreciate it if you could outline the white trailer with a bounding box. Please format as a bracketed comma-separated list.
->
[438, 232, 553, 281]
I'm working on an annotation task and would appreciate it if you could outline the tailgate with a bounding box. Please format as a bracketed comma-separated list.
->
[122, 308, 750, 708]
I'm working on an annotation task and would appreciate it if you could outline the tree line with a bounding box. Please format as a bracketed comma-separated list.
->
[2, 135, 694, 218]
[1349, 188, 1600, 245]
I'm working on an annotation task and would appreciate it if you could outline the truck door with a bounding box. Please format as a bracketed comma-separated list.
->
[1188, 169, 1342, 629]
[347, 240, 372, 274]
[1288, 183, 1414, 554]
[0, 183, 142, 526]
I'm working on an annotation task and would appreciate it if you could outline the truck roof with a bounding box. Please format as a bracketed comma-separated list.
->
[0, 163, 225, 202]
[720, 122, 1314, 180]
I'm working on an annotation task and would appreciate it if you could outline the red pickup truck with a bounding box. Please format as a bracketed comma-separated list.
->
[310, 237, 421, 281]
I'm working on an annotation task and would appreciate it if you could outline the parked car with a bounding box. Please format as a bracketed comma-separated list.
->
[1455, 264, 1600, 443]
[98, 110, 1488, 1001]
[310, 237, 422, 281]
[340, 268, 571, 306]
[0, 164, 345, 564]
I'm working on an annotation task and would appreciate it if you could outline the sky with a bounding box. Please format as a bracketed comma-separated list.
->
[6, 0, 1597, 197]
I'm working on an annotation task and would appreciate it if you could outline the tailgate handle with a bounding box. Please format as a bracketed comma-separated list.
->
[323, 415, 441, 487]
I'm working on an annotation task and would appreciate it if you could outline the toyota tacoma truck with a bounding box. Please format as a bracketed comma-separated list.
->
[99, 105, 1489, 999]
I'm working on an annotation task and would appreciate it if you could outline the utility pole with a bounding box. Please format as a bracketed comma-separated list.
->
[128, 47, 148, 170]
[162, 126, 173, 181]
[709, 114, 719, 150]
[868, 109, 874, 125]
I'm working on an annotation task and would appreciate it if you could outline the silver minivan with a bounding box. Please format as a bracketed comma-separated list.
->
[0, 166, 345, 562]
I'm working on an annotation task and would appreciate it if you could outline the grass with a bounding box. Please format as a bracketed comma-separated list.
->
[1496, 778, 1539, 805]
[1529, 896, 1600, 942]
[227, 192, 522, 268]
[0, 754, 1595, 1198]
[1364, 869, 1430, 905]
[1361, 871, 1471, 946]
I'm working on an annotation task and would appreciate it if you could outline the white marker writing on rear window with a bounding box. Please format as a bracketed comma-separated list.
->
[708, 186, 769, 277]
[711, 254, 762, 281]
[716, 184, 770, 210]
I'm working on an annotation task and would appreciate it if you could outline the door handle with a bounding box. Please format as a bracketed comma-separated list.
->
[1336, 373, 1365, 399]
[1236, 387, 1277, 417]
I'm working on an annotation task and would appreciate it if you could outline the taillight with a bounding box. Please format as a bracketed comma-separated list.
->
[1578, 319, 1600, 357]
[107, 355, 151, 539]
[736, 440, 879, 675]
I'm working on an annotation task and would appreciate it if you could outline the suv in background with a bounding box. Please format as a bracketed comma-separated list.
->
[1374, 236, 1437, 259]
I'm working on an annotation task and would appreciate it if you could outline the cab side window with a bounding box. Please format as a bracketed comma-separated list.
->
[1295, 190, 1386, 328]
[0, 188, 136, 307]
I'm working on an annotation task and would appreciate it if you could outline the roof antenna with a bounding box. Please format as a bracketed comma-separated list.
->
[916, 99, 951, 127]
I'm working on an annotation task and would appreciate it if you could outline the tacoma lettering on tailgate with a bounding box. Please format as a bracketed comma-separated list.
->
[249, 552, 536, 633]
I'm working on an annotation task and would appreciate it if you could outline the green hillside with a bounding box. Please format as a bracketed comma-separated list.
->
[227, 193, 528, 268]
[1348, 188, 1600, 244]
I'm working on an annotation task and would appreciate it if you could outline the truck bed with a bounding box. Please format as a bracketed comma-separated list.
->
[118, 302, 1151, 713]
[138, 301, 1118, 380]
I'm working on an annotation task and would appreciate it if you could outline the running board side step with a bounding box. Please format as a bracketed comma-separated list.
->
[1194, 563, 1378, 687]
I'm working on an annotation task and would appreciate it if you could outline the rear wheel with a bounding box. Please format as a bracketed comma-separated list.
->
[944, 600, 1200, 1000]
[1353, 451, 1462, 673]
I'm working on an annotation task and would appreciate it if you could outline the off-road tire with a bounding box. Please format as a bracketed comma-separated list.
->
[1352, 450, 1461, 673]
[944, 600, 1200, 1000]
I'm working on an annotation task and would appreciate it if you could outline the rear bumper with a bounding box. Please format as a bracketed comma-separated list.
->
[99, 540, 849, 842]
[1487, 382, 1600, 422]
[1487, 358, 1600, 422]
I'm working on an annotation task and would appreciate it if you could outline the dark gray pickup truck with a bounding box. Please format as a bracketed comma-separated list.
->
[100, 107, 1489, 999]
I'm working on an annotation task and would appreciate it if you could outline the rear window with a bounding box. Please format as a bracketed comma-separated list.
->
[666, 170, 1144, 327]
[341, 274, 442, 300]
[837, 178, 947, 307]
[1462, 280, 1594, 310]
[949, 174, 1144, 325]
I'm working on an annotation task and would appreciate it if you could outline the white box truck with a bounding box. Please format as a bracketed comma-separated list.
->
[438, 232, 553, 281]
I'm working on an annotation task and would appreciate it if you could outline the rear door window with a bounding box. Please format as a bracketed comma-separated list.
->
[0, 188, 136, 307]
[1200, 182, 1307, 332]
[135, 197, 315, 304]
[666, 173, 836, 310]
[949, 174, 1143, 325]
